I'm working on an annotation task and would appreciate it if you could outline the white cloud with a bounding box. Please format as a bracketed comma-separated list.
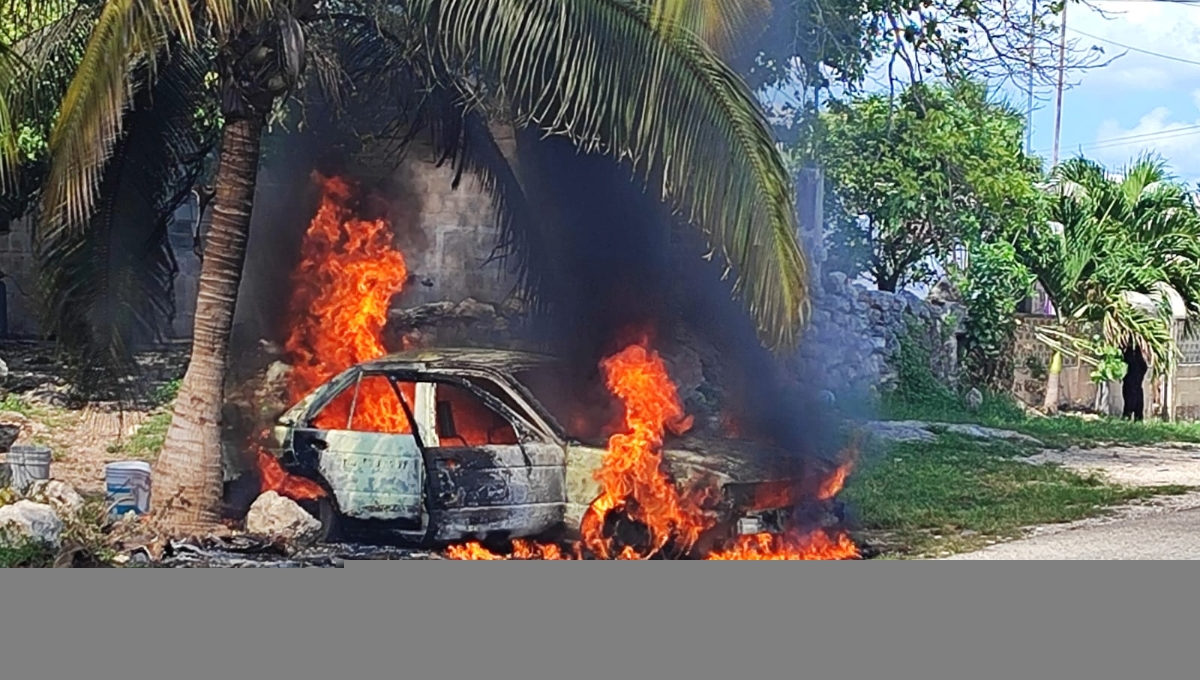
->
[1068, 3, 1200, 93]
[1091, 106, 1200, 181]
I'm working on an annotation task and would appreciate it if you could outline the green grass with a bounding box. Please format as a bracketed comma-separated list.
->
[106, 410, 171, 461]
[843, 434, 1192, 558]
[878, 389, 1200, 448]
[0, 537, 56, 568]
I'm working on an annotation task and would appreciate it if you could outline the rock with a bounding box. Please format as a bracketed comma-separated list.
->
[861, 421, 938, 443]
[965, 388, 984, 411]
[0, 410, 30, 452]
[0, 500, 63, 550]
[245, 491, 322, 546]
[861, 420, 1043, 447]
[825, 271, 848, 295]
[23, 480, 85, 516]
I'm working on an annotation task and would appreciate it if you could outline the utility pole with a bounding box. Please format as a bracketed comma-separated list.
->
[1052, 1, 1068, 167]
[1027, 0, 1038, 153]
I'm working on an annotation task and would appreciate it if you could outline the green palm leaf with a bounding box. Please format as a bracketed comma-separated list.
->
[37, 42, 217, 401]
[415, 0, 808, 349]
[37, 0, 272, 240]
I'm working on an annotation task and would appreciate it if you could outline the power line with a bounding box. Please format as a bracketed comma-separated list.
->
[1091, 124, 1200, 148]
[1068, 27, 1200, 65]
[1089, 125, 1200, 150]
[1039, 124, 1200, 156]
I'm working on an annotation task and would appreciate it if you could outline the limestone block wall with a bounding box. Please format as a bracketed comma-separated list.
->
[0, 218, 41, 338]
[791, 270, 965, 400]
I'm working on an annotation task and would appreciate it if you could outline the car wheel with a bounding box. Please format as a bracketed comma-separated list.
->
[316, 496, 343, 543]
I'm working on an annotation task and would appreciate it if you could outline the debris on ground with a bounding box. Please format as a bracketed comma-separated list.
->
[22, 480, 85, 517]
[116, 534, 440, 567]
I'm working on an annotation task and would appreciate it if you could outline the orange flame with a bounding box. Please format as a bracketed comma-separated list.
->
[446, 540, 568, 560]
[579, 336, 715, 559]
[283, 173, 411, 431]
[255, 174, 410, 502]
[256, 445, 326, 501]
[705, 530, 860, 560]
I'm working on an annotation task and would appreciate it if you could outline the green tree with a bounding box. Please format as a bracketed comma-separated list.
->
[954, 239, 1036, 390]
[801, 80, 1042, 292]
[1017, 155, 1200, 413]
[34, 0, 808, 532]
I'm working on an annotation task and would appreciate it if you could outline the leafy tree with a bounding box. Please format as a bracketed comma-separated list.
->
[800, 79, 1042, 292]
[1017, 155, 1200, 412]
[953, 239, 1036, 390]
[748, 0, 1110, 134]
[33, 0, 808, 531]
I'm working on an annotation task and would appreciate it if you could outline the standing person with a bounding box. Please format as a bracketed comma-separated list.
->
[1122, 345, 1148, 421]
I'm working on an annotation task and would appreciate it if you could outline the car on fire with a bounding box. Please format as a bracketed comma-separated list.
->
[265, 348, 841, 554]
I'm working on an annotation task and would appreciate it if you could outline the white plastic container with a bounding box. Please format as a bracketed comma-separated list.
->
[105, 461, 152, 516]
[4, 445, 52, 492]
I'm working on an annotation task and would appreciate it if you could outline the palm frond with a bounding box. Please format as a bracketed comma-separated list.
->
[648, 0, 771, 57]
[37, 0, 278, 242]
[415, 0, 807, 349]
[0, 42, 19, 189]
[37, 42, 217, 402]
[38, 0, 192, 240]
[1, 3, 105, 222]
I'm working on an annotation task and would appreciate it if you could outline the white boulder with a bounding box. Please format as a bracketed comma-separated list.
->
[23, 480, 85, 516]
[0, 500, 64, 550]
[245, 491, 322, 546]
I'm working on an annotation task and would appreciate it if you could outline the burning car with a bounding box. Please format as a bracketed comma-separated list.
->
[263, 347, 848, 557]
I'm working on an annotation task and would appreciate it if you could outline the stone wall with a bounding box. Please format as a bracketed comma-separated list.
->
[351, 130, 521, 312]
[791, 271, 966, 400]
[0, 218, 39, 338]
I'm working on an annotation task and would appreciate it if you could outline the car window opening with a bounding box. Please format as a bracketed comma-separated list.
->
[434, 382, 518, 448]
[310, 374, 418, 435]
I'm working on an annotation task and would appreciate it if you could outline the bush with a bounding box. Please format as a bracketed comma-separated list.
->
[955, 241, 1035, 390]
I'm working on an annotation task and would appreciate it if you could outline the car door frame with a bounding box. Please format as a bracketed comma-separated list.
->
[281, 366, 428, 529]
[391, 366, 569, 542]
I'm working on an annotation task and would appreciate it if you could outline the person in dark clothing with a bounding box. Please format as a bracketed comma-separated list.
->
[1122, 345, 1148, 421]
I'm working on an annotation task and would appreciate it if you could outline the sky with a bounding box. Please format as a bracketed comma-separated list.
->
[757, 1, 1200, 184]
[1015, 0, 1200, 183]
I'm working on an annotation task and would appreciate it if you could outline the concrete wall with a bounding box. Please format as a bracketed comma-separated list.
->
[1010, 313, 1166, 418]
[350, 131, 521, 312]
[0, 217, 40, 338]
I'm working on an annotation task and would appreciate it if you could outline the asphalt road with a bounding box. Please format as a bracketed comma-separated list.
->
[942, 506, 1200, 560]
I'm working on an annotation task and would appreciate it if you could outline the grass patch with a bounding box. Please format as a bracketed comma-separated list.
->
[879, 388, 1200, 448]
[844, 434, 1192, 558]
[0, 536, 56, 568]
[106, 410, 171, 461]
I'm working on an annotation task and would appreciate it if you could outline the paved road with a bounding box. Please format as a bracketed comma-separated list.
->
[942, 507, 1200, 560]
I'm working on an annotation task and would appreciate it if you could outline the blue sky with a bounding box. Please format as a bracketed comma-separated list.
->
[1007, 0, 1200, 183]
[1017, 0, 1200, 183]
[761, 1, 1200, 184]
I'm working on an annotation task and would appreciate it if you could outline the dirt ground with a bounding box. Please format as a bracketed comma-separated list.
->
[984, 442, 1200, 544]
[2, 340, 184, 496]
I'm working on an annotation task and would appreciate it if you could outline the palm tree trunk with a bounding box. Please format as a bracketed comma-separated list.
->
[1042, 349, 1062, 413]
[152, 116, 263, 533]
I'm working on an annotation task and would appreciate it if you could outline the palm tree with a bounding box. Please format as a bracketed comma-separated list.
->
[34, 0, 809, 532]
[1019, 155, 1200, 413]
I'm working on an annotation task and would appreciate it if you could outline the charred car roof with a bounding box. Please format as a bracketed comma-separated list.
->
[357, 348, 559, 374]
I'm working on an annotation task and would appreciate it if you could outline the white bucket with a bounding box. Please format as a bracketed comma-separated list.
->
[4, 445, 52, 492]
[105, 461, 152, 516]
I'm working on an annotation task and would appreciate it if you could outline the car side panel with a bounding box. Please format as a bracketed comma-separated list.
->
[424, 442, 566, 542]
[313, 429, 425, 521]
